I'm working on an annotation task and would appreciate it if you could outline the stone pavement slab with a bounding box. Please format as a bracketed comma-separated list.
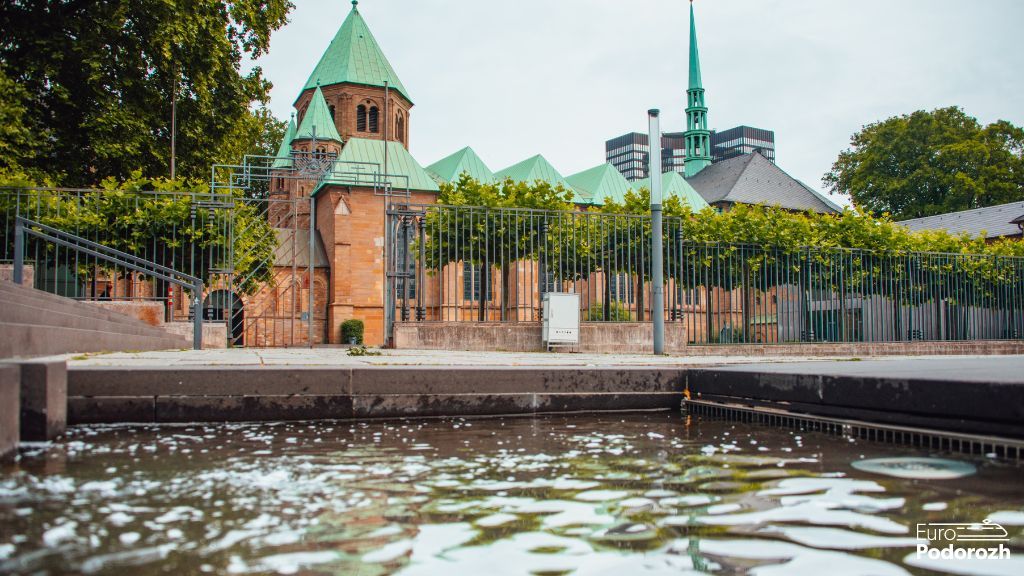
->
[64, 347, 930, 368]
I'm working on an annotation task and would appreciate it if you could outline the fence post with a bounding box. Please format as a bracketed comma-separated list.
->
[13, 217, 24, 285]
[648, 109, 665, 355]
[192, 282, 203, 350]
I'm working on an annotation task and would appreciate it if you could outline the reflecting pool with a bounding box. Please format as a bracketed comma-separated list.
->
[1, 414, 1022, 575]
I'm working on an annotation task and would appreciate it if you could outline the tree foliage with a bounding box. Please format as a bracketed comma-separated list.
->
[824, 107, 1024, 219]
[421, 176, 1024, 321]
[1, 173, 276, 296]
[0, 0, 293, 185]
[423, 174, 575, 319]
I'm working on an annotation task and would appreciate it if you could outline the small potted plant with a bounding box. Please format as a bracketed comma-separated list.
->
[341, 319, 364, 345]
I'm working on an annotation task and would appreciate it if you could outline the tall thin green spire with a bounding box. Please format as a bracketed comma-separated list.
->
[684, 0, 712, 178]
[688, 1, 702, 90]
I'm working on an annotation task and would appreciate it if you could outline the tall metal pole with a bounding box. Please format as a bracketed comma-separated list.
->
[383, 80, 390, 184]
[649, 109, 665, 355]
[13, 216, 24, 285]
[171, 64, 177, 181]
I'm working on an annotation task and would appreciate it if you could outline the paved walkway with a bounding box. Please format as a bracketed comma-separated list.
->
[63, 348, 1010, 368]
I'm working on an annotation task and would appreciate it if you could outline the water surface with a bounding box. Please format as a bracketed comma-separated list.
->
[1, 414, 1022, 575]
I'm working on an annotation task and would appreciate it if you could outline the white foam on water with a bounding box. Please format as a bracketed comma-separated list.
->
[476, 513, 518, 528]
[253, 551, 342, 574]
[692, 538, 911, 576]
[986, 510, 1024, 526]
[759, 525, 920, 549]
[363, 539, 414, 563]
[42, 520, 77, 547]
[574, 490, 629, 502]
[695, 501, 909, 534]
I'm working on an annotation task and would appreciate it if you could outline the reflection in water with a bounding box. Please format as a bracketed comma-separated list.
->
[0, 414, 1022, 575]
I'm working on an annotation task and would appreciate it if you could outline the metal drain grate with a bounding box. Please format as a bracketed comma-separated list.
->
[684, 399, 1024, 462]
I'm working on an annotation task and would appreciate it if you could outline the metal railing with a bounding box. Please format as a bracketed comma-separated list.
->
[13, 217, 204, 349]
[389, 204, 1024, 345]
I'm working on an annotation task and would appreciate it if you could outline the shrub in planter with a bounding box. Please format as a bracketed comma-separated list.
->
[341, 319, 364, 345]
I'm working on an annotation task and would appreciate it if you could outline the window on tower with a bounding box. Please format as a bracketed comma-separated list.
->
[328, 105, 336, 121]
[369, 106, 380, 133]
[357, 105, 367, 132]
[396, 115, 405, 144]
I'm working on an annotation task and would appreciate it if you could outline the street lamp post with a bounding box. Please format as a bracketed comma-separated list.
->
[648, 109, 665, 355]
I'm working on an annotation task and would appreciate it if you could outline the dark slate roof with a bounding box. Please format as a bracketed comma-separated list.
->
[899, 201, 1024, 239]
[686, 152, 842, 214]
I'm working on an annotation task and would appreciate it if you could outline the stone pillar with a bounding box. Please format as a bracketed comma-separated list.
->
[18, 360, 67, 441]
[0, 364, 20, 459]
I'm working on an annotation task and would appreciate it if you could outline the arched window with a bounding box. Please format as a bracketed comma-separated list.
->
[356, 105, 367, 132]
[396, 114, 405, 144]
[328, 105, 336, 121]
[369, 106, 379, 133]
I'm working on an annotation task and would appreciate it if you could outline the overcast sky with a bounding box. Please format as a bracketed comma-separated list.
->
[250, 0, 1024, 205]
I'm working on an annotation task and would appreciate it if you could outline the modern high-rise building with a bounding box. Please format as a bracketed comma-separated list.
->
[711, 126, 775, 164]
[604, 132, 691, 182]
[604, 132, 650, 181]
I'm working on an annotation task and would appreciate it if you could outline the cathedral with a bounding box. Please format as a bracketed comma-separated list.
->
[258, 1, 839, 347]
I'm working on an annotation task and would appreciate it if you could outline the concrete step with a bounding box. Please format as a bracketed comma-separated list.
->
[0, 322, 189, 359]
[0, 281, 170, 330]
[0, 298, 183, 340]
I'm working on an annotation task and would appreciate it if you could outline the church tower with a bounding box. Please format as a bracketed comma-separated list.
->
[293, 0, 412, 148]
[684, 1, 712, 177]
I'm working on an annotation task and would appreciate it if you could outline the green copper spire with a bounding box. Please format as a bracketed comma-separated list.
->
[299, 2, 412, 103]
[688, 1, 702, 90]
[271, 114, 297, 168]
[295, 85, 343, 142]
[684, 0, 712, 178]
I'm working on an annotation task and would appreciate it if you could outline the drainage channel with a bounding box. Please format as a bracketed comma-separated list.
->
[683, 398, 1024, 462]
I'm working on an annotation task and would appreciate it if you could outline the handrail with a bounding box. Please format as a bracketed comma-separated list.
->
[13, 216, 204, 350]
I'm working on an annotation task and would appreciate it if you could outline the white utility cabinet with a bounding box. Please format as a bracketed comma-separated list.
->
[542, 292, 580, 349]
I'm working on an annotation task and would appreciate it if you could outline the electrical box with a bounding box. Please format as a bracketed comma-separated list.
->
[542, 292, 580, 349]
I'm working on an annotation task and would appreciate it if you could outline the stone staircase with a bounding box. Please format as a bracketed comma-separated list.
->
[0, 280, 191, 358]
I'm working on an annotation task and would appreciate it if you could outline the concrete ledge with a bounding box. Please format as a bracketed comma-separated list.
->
[0, 365, 20, 459]
[10, 360, 66, 441]
[70, 366, 348, 397]
[67, 366, 685, 424]
[684, 340, 1024, 357]
[686, 357, 1024, 438]
[155, 395, 354, 423]
[69, 396, 156, 424]
[394, 322, 688, 354]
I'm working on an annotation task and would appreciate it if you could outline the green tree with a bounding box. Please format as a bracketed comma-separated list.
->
[824, 107, 1024, 219]
[0, 0, 293, 185]
[0, 66, 37, 175]
[596, 187, 696, 320]
[424, 174, 575, 320]
[1, 173, 276, 297]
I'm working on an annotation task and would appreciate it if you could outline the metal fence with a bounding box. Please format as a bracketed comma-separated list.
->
[0, 185, 320, 348]
[1, 186, 229, 312]
[389, 203, 1024, 345]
